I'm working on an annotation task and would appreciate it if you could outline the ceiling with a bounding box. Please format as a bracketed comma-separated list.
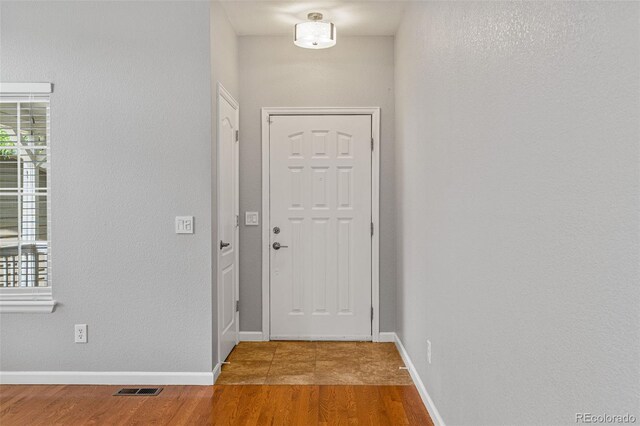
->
[218, 1, 407, 36]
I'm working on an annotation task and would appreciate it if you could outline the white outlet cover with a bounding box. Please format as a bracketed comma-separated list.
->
[75, 324, 87, 343]
[175, 216, 194, 234]
[427, 339, 432, 364]
[245, 211, 259, 226]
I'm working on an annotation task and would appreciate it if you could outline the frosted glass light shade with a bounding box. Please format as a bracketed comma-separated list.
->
[294, 21, 336, 49]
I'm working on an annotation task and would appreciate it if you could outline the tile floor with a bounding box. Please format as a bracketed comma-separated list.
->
[216, 341, 414, 385]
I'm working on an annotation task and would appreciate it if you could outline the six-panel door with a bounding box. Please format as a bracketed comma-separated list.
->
[269, 115, 372, 340]
[218, 93, 239, 362]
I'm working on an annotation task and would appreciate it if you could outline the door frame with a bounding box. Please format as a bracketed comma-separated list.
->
[260, 107, 381, 342]
[216, 83, 240, 364]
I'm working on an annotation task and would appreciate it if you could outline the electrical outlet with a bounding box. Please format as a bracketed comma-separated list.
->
[427, 339, 432, 364]
[75, 324, 87, 343]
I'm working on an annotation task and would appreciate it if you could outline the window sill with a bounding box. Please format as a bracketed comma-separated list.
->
[0, 300, 56, 313]
[0, 287, 56, 313]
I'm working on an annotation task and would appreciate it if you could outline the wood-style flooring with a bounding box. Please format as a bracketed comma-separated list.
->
[0, 384, 434, 425]
[217, 341, 413, 385]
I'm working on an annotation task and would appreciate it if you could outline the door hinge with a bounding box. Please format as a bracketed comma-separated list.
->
[235, 214, 239, 228]
[371, 137, 374, 151]
[371, 307, 374, 321]
[371, 222, 374, 237]
[235, 130, 239, 142]
[236, 300, 239, 312]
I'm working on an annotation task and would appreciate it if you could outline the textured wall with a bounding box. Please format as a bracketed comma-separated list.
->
[395, 1, 639, 424]
[238, 36, 396, 332]
[0, 1, 214, 372]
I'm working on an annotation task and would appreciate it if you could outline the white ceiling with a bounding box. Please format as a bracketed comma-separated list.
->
[218, 1, 407, 36]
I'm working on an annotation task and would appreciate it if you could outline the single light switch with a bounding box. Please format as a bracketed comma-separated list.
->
[175, 216, 194, 234]
[245, 211, 259, 226]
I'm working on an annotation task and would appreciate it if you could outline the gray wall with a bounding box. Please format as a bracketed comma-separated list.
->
[210, 0, 238, 364]
[395, 2, 639, 425]
[237, 36, 396, 332]
[0, 1, 214, 372]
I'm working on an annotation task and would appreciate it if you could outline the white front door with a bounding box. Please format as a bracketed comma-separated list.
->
[269, 115, 372, 340]
[217, 87, 239, 362]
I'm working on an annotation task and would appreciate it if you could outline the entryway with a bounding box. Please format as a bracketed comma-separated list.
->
[217, 107, 404, 388]
[261, 108, 381, 341]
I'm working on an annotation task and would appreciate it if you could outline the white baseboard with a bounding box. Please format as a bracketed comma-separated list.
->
[241, 332, 390, 342]
[270, 335, 371, 341]
[239, 331, 265, 341]
[378, 332, 396, 342]
[212, 363, 221, 383]
[0, 370, 215, 386]
[393, 333, 446, 426]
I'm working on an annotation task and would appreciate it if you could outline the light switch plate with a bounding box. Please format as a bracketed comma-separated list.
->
[175, 216, 194, 234]
[245, 212, 259, 226]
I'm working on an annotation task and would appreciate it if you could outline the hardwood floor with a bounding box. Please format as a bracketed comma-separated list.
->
[0, 384, 434, 425]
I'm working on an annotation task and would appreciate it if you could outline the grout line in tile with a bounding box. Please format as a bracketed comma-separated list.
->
[265, 348, 276, 380]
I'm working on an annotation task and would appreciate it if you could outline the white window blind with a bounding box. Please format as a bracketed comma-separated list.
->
[0, 83, 54, 313]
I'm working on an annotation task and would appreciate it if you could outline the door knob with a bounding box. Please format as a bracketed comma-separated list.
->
[220, 240, 231, 249]
[272, 242, 288, 250]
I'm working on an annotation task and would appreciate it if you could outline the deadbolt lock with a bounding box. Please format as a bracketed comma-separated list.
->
[273, 226, 280, 234]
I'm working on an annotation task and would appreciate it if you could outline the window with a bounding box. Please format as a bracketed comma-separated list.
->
[0, 83, 54, 313]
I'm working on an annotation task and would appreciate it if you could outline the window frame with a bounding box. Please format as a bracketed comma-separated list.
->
[0, 82, 55, 313]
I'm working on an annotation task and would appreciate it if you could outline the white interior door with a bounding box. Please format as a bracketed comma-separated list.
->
[269, 115, 372, 340]
[217, 87, 239, 362]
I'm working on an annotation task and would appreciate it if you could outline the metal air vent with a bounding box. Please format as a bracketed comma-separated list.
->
[113, 388, 162, 396]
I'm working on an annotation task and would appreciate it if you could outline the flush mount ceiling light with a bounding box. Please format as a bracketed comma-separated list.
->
[294, 12, 336, 49]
